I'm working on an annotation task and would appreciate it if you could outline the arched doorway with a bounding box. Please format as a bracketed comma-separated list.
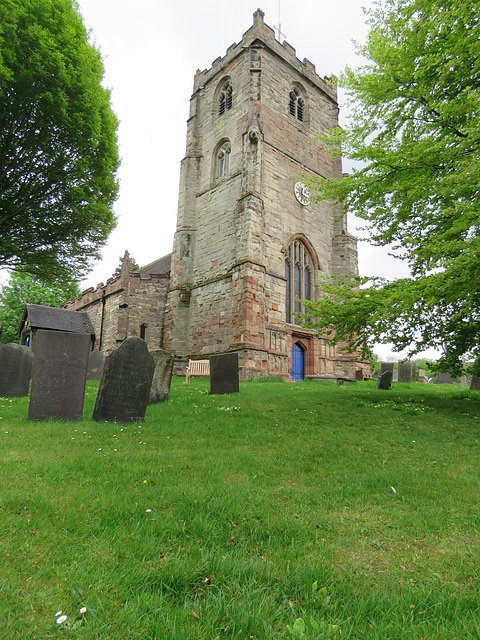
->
[291, 343, 305, 381]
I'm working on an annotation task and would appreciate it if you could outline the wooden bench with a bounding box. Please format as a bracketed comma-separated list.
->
[185, 359, 210, 383]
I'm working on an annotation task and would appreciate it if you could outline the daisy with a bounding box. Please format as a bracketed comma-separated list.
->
[79, 607, 87, 615]
[56, 614, 67, 625]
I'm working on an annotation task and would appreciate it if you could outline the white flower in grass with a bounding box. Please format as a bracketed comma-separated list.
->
[146, 509, 152, 513]
[391, 486, 397, 494]
[56, 614, 67, 625]
[79, 606, 87, 615]
[55, 610, 62, 617]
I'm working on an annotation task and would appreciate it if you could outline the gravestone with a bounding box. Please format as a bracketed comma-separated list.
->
[0, 343, 34, 396]
[377, 370, 393, 390]
[87, 350, 105, 380]
[92, 337, 154, 422]
[470, 375, 480, 391]
[380, 362, 394, 376]
[210, 352, 239, 395]
[355, 369, 364, 381]
[438, 372, 454, 384]
[418, 368, 426, 378]
[28, 330, 90, 421]
[149, 349, 174, 403]
[398, 361, 416, 383]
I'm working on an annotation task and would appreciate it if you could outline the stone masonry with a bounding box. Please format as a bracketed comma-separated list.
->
[63, 10, 369, 380]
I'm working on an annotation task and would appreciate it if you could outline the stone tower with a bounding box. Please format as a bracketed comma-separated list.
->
[163, 9, 363, 379]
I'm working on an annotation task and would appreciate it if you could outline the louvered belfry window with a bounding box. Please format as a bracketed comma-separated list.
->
[285, 240, 313, 324]
[289, 88, 304, 122]
[219, 83, 233, 116]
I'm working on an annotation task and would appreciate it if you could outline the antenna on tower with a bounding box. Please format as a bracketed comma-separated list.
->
[273, 0, 286, 42]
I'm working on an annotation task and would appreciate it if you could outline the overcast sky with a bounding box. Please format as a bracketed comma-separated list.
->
[73, 0, 435, 360]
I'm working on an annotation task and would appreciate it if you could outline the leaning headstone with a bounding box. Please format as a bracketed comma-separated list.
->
[470, 375, 480, 391]
[28, 330, 90, 421]
[0, 343, 34, 396]
[92, 337, 154, 422]
[149, 349, 174, 403]
[398, 361, 416, 383]
[377, 370, 393, 390]
[87, 350, 105, 380]
[210, 352, 239, 395]
[438, 372, 454, 384]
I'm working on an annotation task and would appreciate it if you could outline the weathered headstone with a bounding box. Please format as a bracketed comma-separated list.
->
[418, 368, 426, 378]
[0, 343, 34, 396]
[210, 352, 239, 395]
[470, 375, 480, 391]
[380, 362, 395, 376]
[456, 375, 468, 388]
[92, 337, 154, 422]
[87, 350, 105, 380]
[438, 372, 454, 384]
[398, 361, 416, 383]
[377, 370, 393, 390]
[28, 330, 90, 421]
[149, 349, 174, 403]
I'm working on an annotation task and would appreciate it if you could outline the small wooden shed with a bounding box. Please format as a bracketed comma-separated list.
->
[19, 304, 95, 351]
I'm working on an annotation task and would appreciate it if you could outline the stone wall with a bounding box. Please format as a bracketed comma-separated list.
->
[62, 255, 169, 355]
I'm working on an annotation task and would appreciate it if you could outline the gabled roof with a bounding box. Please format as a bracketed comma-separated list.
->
[138, 253, 172, 277]
[20, 304, 95, 336]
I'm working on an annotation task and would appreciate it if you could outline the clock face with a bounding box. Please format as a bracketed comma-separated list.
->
[294, 182, 310, 206]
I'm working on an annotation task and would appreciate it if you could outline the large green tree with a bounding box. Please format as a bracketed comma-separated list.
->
[303, 0, 480, 375]
[0, 271, 80, 344]
[0, 0, 119, 282]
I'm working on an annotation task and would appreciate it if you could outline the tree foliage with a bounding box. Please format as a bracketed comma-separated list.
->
[0, 0, 119, 282]
[304, 0, 480, 375]
[0, 271, 80, 344]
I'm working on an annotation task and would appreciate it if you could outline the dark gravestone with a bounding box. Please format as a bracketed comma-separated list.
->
[0, 344, 34, 396]
[355, 369, 364, 381]
[92, 337, 154, 422]
[470, 375, 480, 391]
[87, 350, 105, 380]
[149, 349, 174, 403]
[210, 352, 239, 395]
[377, 370, 393, 390]
[380, 362, 395, 376]
[398, 361, 416, 383]
[438, 372, 454, 384]
[28, 330, 90, 421]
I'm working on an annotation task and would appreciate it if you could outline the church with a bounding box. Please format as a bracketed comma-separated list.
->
[63, 9, 368, 380]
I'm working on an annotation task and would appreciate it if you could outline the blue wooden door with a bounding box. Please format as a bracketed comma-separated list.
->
[291, 343, 305, 380]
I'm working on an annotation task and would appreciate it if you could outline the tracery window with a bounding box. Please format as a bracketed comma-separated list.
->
[219, 82, 233, 116]
[218, 142, 231, 178]
[289, 88, 304, 122]
[285, 239, 314, 324]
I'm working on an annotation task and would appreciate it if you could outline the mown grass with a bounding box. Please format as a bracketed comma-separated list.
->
[1, 378, 480, 639]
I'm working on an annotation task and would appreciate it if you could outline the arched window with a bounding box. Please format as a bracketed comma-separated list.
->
[218, 142, 231, 178]
[219, 82, 233, 116]
[285, 239, 314, 324]
[289, 88, 304, 122]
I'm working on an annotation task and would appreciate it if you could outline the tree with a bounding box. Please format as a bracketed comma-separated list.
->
[0, 271, 80, 344]
[303, 0, 480, 375]
[0, 0, 119, 283]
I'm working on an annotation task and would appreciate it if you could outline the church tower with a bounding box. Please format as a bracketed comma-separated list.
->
[163, 9, 364, 379]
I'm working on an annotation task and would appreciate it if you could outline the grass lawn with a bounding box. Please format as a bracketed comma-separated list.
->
[1, 377, 480, 639]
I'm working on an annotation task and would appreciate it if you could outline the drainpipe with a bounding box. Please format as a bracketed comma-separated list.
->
[99, 292, 106, 351]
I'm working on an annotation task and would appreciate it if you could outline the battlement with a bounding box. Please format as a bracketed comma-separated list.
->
[193, 8, 336, 102]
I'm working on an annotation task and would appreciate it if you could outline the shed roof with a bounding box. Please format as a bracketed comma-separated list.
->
[20, 304, 95, 336]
